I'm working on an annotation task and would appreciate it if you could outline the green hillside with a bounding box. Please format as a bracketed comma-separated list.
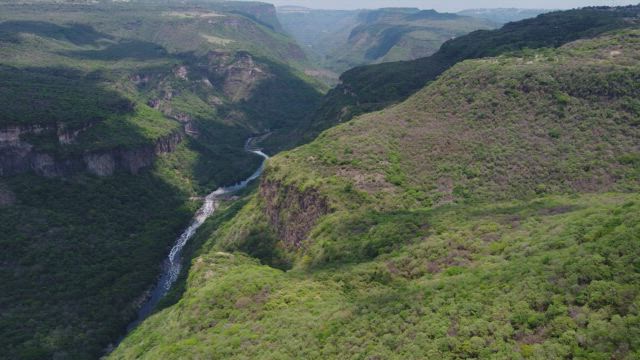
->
[112, 29, 640, 359]
[310, 6, 640, 135]
[0, 1, 322, 358]
[112, 194, 640, 360]
[4, 2, 640, 359]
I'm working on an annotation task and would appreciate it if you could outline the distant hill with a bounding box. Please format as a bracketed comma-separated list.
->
[278, 7, 494, 77]
[458, 8, 552, 24]
[307, 5, 640, 136]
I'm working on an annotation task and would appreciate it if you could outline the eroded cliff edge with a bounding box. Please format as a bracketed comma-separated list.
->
[0, 123, 183, 177]
[259, 177, 330, 249]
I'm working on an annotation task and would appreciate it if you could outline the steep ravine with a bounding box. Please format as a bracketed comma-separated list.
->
[124, 139, 269, 334]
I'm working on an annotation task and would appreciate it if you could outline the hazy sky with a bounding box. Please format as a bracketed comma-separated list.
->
[266, 0, 637, 11]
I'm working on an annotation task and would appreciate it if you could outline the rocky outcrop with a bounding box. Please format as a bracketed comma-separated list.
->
[0, 128, 183, 177]
[173, 65, 189, 80]
[57, 122, 95, 145]
[81, 130, 184, 176]
[0, 144, 76, 177]
[208, 51, 270, 102]
[0, 122, 95, 147]
[184, 121, 199, 137]
[1, 124, 47, 145]
[130, 74, 150, 86]
[259, 178, 330, 249]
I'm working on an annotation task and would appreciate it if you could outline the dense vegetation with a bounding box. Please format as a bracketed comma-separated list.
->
[277, 7, 493, 77]
[113, 194, 640, 359]
[0, 0, 323, 184]
[309, 5, 640, 135]
[113, 29, 640, 359]
[4, 2, 640, 359]
[0, 66, 131, 127]
[0, 1, 322, 358]
[0, 173, 194, 359]
[294, 30, 640, 209]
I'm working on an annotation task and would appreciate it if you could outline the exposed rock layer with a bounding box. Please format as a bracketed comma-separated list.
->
[0, 122, 95, 146]
[208, 51, 270, 102]
[259, 178, 329, 248]
[0, 126, 183, 177]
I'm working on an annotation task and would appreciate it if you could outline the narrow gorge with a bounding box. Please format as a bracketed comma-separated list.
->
[127, 139, 270, 333]
[3, 2, 640, 359]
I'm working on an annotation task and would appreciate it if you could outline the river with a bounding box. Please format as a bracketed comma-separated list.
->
[125, 138, 269, 332]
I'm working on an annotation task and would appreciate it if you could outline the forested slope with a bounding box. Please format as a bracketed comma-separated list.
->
[0, 1, 322, 358]
[112, 28, 640, 360]
[309, 6, 640, 136]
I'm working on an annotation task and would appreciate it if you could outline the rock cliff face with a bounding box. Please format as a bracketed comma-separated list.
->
[138, 50, 272, 126]
[208, 51, 271, 102]
[259, 178, 329, 249]
[0, 125, 183, 177]
[57, 122, 95, 144]
[0, 122, 95, 146]
[82, 132, 182, 177]
[0, 124, 51, 145]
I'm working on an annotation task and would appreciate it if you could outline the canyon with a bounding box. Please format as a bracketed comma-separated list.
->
[2, 2, 640, 360]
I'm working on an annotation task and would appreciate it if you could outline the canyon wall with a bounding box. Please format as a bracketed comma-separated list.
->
[259, 178, 329, 249]
[0, 123, 183, 177]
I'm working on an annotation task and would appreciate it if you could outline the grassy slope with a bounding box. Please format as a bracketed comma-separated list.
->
[283, 30, 640, 212]
[112, 30, 640, 359]
[113, 194, 640, 359]
[0, 21, 182, 153]
[0, 2, 321, 359]
[310, 6, 640, 136]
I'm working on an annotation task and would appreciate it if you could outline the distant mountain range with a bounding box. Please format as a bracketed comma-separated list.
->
[277, 6, 495, 78]
[458, 8, 552, 24]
